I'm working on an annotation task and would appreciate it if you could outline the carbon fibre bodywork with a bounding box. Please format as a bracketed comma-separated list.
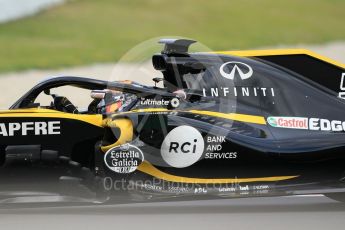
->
[1, 39, 345, 205]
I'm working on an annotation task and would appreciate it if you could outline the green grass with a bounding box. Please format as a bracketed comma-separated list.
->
[0, 0, 344, 72]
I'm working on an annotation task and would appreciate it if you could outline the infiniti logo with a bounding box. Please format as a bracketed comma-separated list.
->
[204, 61, 274, 98]
[219, 61, 253, 80]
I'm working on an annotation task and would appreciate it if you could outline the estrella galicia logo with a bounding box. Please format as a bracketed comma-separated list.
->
[104, 144, 144, 174]
[219, 61, 253, 80]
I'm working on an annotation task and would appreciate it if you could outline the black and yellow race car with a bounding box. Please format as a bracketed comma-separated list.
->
[1, 38, 345, 205]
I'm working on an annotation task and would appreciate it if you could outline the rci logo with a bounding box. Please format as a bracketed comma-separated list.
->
[219, 61, 253, 80]
[160, 125, 204, 168]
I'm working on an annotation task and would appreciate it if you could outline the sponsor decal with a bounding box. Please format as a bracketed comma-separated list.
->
[202, 62, 275, 98]
[338, 73, 345, 99]
[220, 61, 253, 80]
[267, 116, 345, 131]
[160, 125, 204, 168]
[205, 152, 237, 159]
[139, 182, 191, 194]
[218, 184, 249, 194]
[218, 184, 270, 195]
[140, 97, 180, 108]
[267, 117, 308, 130]
[141, 184, 163, 192]
[203, 87, 275, 98]
[0, 121, 60, 136]
[104, 144, 144, 174]
[194, 187, 208, 194]
[170, 98, 180, 108]
[205, 135, 237, 159]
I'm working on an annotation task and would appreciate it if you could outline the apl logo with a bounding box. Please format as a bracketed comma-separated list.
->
[219, 61, 253, 80]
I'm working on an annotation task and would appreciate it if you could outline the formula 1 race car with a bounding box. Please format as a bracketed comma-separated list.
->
[1, 38, 345, 205]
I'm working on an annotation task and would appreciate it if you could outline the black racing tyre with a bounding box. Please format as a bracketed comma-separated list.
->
[58, 155, 109, 203]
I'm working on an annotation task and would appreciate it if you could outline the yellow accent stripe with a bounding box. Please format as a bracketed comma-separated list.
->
[0, 108, 62, 114]
[137, 161, 298, 184]
[119, 108, 266, 125]
[131, 108, 169, 112]
[214, 49, 345, 69]
[0, 109, 103, 127]
[189, 110, 266, 125]
[101, 118, 134, 152]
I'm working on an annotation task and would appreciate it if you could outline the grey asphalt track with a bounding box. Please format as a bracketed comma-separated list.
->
[1, 195, 345, 230]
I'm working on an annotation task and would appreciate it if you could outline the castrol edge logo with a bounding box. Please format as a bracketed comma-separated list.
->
[267, 117, 308, 130]
[267, 116, 345, 132]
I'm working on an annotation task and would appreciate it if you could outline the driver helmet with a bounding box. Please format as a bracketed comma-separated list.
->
[93, 90, 136, 114]
[104, 91, 124, 113]
[94, 90, 125, 114]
